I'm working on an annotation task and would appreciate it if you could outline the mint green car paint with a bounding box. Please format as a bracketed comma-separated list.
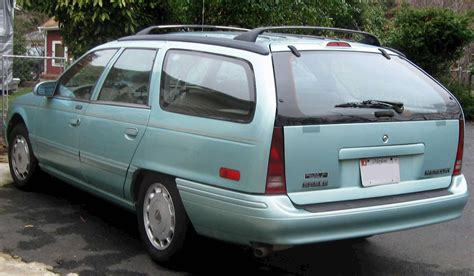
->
[79, 104, 150, 197]
[34, 97, 89, 181]
[5, 31, 469, 252]
[38, 161, 135, 211]
[77, 47, 154, 197]
[128, 42, 276, 195]
[283, 120, 459, 204]
[176, 175, 468, 245]
[5, 93, 40, 145]
[338, 143, 425, 160]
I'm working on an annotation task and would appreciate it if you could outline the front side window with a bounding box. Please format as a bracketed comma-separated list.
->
[56, 49, 117, 100]
[160, 50, 255, 123]
[98, 48, 157, 105]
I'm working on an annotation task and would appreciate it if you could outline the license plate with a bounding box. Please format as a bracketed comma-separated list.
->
[360, 157, 400, 187]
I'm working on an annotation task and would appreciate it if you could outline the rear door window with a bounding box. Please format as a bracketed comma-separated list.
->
[98, 48, 157, 105]
[160, 50, 255, 123]
[273, 51, 461, 125]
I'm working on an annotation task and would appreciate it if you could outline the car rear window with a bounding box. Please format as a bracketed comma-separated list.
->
[160, 50, 255, 123]
[273, 51, 461, 125]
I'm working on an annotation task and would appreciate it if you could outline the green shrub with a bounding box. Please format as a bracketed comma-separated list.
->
[445, 81, 474, 120]
[387, 7, 473, 78]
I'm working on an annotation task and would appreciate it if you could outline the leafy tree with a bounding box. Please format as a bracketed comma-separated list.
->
[18, 0, 374, 56]
[358, 3, 393, 44]
[17, 0, 166, 57]
[13, 9, 47, 55]
[166, 0, 366, 29]
[387, 6, 473, 77]
[12, 10, 48, 83]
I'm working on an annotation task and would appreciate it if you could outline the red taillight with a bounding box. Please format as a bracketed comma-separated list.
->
[326, 41, 351, 47]
[453, 118, 464, 175]
[265, 127, 286, 194]
[220, 167, 240, 181]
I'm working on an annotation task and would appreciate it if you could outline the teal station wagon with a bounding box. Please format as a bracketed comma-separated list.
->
[5, 25, 469, 262]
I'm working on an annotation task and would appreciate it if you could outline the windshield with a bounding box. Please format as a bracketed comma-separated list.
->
[272, 51, 461, 125]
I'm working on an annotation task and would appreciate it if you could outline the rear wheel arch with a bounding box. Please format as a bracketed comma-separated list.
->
[131, 169, 177, 205]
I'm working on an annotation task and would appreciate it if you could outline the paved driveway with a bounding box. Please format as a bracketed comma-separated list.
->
[0, 124, 472, 275]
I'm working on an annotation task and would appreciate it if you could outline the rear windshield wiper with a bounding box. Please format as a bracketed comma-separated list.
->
[335, 100, 404, 114]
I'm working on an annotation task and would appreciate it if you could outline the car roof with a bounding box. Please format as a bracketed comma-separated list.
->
[101, 26, 402, 57]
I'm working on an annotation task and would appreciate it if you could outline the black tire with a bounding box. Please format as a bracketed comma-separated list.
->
[137, 174, 192, 263]
[8, 123, 39, 190]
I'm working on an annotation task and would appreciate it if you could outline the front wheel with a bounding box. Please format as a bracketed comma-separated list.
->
[8, 124, 39, 189]
[137, 174, 192, 263]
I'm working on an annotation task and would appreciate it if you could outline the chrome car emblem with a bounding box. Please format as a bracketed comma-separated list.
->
[382, 134, 389, 143]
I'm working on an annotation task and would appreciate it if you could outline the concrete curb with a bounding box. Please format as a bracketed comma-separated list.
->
[0, 162, 11, 187]
[0, 253, 57, 276]
[0, 252, 68, 276]
[0, 252, 78, 276]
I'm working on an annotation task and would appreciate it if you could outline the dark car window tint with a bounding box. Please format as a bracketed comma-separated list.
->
[273, 51, 461, 125]
[56, 49, 117, 100]
[160, 50, 255, 123]
[98, 49, 157, 105]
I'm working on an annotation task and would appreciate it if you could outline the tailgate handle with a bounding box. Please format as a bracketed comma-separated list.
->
[339, 144, 425, 160]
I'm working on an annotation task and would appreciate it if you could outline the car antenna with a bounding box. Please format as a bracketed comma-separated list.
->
[379, 48, 391, 60]
[288, 45, 301, 57]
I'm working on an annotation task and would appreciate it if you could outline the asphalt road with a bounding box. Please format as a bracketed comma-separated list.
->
[0, 124, 473, 275]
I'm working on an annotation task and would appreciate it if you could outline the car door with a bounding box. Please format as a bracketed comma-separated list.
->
[79, 48, 157, 197]
[34, 49, 118, 181]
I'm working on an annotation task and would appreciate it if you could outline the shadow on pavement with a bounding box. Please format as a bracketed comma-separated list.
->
[0, 174, 467, 275]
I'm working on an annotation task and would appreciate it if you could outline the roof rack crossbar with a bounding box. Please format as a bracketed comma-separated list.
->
[136, 25, 250, 35]
[234, 26, 381, 46]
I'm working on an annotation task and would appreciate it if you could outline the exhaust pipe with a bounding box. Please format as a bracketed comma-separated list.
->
[252, 243, 274, 258]
[253, 246, 272, 258]
[251, 243, 292, 258]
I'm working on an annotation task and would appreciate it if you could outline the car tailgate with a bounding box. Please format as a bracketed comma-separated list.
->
[283, 120, 459, 205]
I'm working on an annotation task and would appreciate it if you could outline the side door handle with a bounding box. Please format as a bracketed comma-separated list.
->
[124, 128, 139, 139]
[69, 118, 81, 127]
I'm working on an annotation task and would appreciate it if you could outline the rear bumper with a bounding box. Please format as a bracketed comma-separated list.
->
[177, 175, 469, 246]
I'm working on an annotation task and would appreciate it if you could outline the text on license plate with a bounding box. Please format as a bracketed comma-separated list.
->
[360, 157, 400, 187]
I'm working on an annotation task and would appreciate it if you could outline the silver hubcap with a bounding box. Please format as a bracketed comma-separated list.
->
[11, 135, 30, 181]
[143, 183, 175, 250]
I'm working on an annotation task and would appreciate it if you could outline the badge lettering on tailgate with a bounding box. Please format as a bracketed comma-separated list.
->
[304, 172, 328, 179]
[302, 180, 328, 188]
[424, 168, 450, 176]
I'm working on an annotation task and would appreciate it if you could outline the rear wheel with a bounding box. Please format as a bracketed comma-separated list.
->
[137, 174, 191, 263]
[8, 124, 39, 189]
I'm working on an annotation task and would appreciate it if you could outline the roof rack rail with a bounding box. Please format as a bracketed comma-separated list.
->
[136, 25, 249, 35]
[234, 26, 381, 47]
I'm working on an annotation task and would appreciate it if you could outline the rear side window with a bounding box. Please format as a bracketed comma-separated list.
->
[56, 49, 118, 100]
[160, 50, 255, 123]
[98, 48, 157, 105]
[273, 51, 461, 125]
